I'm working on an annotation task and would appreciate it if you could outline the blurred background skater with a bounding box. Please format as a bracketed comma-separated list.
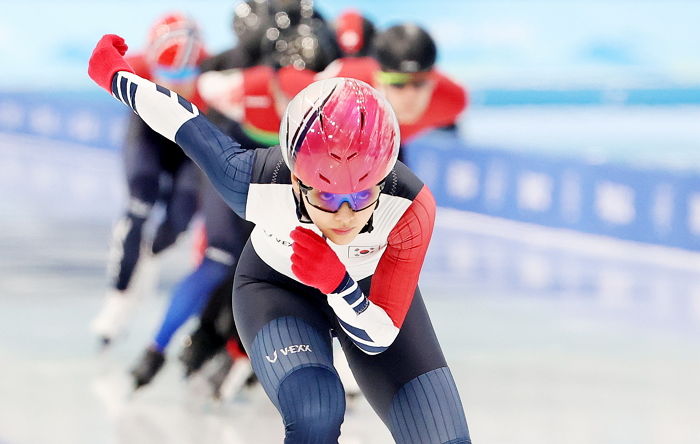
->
[319, 22, 467, 164]
[334, 9, 376, 58]
[129, 179, 254, 391]
[198, 0, 275, 135]
[131, 0, 345, 398]
[128, 0, 272, 392]
[373, 23, 467, 148]
[90, 12, 208, 347]
[195, 0, 337, 142]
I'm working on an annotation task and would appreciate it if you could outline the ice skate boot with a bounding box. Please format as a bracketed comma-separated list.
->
[218, 356, 255, 402]
[179, 327, 225, 377]
[207, 353, 233, 399]
[131, 347, 165, 390]
[90, 289, 137, 347]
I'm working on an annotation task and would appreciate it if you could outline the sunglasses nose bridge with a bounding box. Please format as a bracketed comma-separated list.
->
[333, 201, 356, 218]
[333, 195, 356, 212]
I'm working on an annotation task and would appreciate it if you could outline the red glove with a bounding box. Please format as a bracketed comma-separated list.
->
[87, 34, 134, 92]
[290, 227, 347, 294]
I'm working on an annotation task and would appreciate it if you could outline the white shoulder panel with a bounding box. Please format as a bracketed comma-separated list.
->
[246, 183, 413, 282]
[114, 71, 199, 142]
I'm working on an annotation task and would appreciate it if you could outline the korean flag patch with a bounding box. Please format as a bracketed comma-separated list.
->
[349, 246, 379, 258]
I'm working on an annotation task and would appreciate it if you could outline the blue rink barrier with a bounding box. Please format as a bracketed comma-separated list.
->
[405, 130, 700, 251]
[3, 87, 700, 152]
[469, 87, 700, 107]
[4, 89, 700, 251]
[0, 91, 127, 151]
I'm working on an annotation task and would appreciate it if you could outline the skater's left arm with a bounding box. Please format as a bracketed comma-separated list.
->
[87, 34, 253, 217]
[290, 187, 436, 355]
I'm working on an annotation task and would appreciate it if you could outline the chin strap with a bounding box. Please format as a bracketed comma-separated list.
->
[359, 198, 380, 234]
[294, 189, 314, 224]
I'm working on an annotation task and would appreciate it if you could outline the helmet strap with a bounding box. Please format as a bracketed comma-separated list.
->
[359, 199, 380, 234]
[293, 188, 313, 224]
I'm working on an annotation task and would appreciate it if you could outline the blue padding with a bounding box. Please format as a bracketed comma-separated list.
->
[388, 367, 470, 444]
[331, 273, 353, 293]
[352, 298, 369, 315]
[336, 318, 372, 342]
[155, 84, 171, 96]
[177, 94, 194, 113]
[129, 82, 138, 113]
[153, 258, 232, 351]
[351, 340, 387, 355]
[249, 316, 336, 411]
[278, 366, 345, 443]
[341, 286, 363, 305]
[110, 74, 119, 97]
[119, 76, 129, 106]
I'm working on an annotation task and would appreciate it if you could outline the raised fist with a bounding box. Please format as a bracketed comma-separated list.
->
[88, 34, 134, 92]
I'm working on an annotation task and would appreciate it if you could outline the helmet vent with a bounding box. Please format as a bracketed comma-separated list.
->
[358, 172, 369, 182]
[330, 153, 342, 161]
[318, 173, 331, 184]
[318, 113, 326, 132]
[346, 152, 358, 160]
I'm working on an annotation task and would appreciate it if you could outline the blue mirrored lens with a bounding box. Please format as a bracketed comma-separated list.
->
[153, 66, 200, 82]
[315, 190, 375, 212]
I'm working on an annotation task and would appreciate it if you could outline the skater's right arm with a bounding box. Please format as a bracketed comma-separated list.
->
[88, 34, 252, 218]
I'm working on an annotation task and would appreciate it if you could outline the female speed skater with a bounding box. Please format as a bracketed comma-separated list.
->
[128, 0, 274, 390]
[88, 33, 471, 443]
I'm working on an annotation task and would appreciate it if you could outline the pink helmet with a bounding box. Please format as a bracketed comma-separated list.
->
[146, 12, 204, 71]
[280, 77, 400, 193]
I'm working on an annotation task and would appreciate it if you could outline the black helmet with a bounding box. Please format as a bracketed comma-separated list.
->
[334, 9, 375, 57]
[233, 0, 329, 63]
[263, 17, 340, 72]
[269, 0, 323, 27]
[373, 23, 437, 73]
[232, 0, 274, 57]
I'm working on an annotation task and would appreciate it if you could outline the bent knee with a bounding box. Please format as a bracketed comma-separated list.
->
[278, 366, 345, 443]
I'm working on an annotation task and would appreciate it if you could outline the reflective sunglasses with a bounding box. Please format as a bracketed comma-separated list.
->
[387, 79, 430, 89]
[298, 179, 384, 213]
[376, 71, 432, 89]
[153, 65, 200, 83]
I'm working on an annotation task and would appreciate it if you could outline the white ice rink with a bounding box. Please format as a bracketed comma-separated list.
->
[1, 132, 700, 444]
